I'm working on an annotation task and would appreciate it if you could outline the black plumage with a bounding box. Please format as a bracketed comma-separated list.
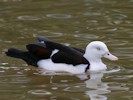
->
[5, 36, 90, 67]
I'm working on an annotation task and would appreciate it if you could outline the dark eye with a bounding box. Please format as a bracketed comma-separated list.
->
[107, 53, 110, 55]
[96, 47, 100, 50]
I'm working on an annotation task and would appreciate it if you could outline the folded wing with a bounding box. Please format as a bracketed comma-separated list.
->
[26, 36, 88, 66]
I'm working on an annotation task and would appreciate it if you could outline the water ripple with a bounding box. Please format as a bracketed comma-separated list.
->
[73, 34, 100, 39]
[28, 90, 52, 95]
[83, 12, 101, 16]
[17, 15, 41, 21]
[46, 14, 72, 19]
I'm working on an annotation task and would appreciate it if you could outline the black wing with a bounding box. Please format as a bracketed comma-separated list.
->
[26, 43, 52, 59]
[35, 36, 89, 65]
[6, 36, 89, 67]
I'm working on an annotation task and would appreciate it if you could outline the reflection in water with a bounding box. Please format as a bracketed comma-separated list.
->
[40, 70, 110, 100]
[81, 69, 120, 100]
[84, 72, 110, 100]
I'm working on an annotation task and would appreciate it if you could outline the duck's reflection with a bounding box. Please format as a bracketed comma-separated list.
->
[39, 70, 112, 100]
[77, 72, 110, 100]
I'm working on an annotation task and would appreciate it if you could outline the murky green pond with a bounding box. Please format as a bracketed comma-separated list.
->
[0, 0, 133, 100]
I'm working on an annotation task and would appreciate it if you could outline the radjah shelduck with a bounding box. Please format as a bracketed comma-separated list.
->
[6, 36, 118, 74]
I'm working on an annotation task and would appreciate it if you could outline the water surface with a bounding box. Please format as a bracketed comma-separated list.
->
[0, 0, 133, 100]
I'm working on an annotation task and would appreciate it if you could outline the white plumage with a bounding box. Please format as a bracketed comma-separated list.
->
[37, 41, 118, 74]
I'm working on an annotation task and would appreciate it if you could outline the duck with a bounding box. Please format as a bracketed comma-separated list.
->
[5, 36, 118, 74]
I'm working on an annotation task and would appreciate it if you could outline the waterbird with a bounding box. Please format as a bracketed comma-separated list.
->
[5, 36, 118, 74]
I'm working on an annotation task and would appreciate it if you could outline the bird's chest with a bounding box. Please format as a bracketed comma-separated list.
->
[89, 62, 107, 72]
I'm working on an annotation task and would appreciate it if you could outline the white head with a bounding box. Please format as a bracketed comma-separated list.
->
[84, 41, 118, 71]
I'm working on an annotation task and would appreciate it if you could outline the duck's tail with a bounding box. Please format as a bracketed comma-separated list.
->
[5, 48, 39, 66]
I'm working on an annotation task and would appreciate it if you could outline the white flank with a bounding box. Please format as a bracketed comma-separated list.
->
[37, 59, 88, 74]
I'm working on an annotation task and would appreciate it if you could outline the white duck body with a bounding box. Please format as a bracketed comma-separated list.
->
[38, 59, 88, 74]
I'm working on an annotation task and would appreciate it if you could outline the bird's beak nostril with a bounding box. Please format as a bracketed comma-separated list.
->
[103, 52, 118, 61]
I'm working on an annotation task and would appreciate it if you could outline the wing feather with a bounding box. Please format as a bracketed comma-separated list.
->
[27, 36, 89, 65]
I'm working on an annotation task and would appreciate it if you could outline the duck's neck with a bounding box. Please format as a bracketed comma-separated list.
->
[83, 54, 107, 72]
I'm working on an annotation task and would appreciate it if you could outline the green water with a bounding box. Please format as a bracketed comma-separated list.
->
[0, 0, 133, 100]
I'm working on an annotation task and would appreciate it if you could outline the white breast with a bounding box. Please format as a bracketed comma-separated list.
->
[89, 62, 107, 72]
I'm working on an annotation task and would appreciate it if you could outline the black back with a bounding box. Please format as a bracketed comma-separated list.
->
[6, 36, 90, 67]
